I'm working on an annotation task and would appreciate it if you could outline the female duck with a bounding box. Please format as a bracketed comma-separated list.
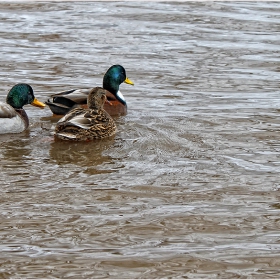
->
[46, 65, 134, 117]
[54, 87, 116, 141]
[0, 83, 45, 134]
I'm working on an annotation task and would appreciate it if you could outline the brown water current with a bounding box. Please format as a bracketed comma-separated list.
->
[0, 1, 280, 278]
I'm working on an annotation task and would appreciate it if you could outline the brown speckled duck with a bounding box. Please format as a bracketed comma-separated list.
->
[54, 87, 116, 141]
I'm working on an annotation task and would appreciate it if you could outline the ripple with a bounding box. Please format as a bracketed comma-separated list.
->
[0, 1, 280, 278]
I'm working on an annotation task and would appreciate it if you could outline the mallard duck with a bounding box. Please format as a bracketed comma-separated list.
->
[46, 64, 134, 117]
[54, 87, 116, 141]
[0, 83, 45, 134]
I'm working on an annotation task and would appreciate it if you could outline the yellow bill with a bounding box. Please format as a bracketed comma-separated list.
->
[31, 98, 46, 108]
[124, 77, 134, 85]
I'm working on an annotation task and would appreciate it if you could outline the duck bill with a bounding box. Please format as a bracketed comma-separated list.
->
[31, 98, 46, 108]
[124, 77, 134, 85]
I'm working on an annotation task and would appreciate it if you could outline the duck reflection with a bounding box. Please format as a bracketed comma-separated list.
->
[49, 136, 116, 170]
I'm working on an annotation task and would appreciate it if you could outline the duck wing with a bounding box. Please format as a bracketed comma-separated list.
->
[45, 89, 91, 115]
[0, 102, 17, 118]
[57, 108, 104, 129]
[55, 108, 116, 140]
[0, 102, 26, 134]
[50, 88, 91, 104]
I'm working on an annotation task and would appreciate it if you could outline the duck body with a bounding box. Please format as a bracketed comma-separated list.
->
[0, 84, 45, 134]
[54, 87, 116, 141]
[46, 65, 133, 117]
[46, 88, 127, 116]
[0, 103, 28, 134]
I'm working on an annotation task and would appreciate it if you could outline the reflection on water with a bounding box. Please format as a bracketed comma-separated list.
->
[50, 138, 115, 169]
[0, 1, 280, 278]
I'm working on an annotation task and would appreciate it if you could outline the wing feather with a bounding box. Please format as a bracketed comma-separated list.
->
[0, 102, 17, 118]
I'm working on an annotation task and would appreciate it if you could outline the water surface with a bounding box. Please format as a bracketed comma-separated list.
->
[0, 1, 280, 278]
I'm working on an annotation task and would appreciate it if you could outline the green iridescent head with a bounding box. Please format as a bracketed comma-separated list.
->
[102, 65, 134, 105]
[6, 83, 45, 109]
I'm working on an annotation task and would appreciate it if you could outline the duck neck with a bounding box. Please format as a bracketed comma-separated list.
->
[15, 109, 29, 129]
[104, 88, 126, 106]
[115, 91, 127, 106]
[103, 75, 126, 105]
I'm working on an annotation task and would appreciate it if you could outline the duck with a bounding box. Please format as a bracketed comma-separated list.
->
[54, 87, 116, 141]
[46, 64, 134, 117]
[0, 83, 45, 134]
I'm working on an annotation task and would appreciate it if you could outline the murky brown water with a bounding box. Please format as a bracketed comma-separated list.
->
[0, 1, 280, 278]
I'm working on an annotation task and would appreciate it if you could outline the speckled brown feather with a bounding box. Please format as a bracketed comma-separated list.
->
[54, 87, 116, 141]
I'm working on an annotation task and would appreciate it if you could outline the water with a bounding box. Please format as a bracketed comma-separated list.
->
[0, 1, 280, 278]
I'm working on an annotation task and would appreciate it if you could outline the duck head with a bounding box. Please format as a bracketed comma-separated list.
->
[6, 83, 45, 109]
[87, 87, 108, 110]
[102, 65, 134, 105]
